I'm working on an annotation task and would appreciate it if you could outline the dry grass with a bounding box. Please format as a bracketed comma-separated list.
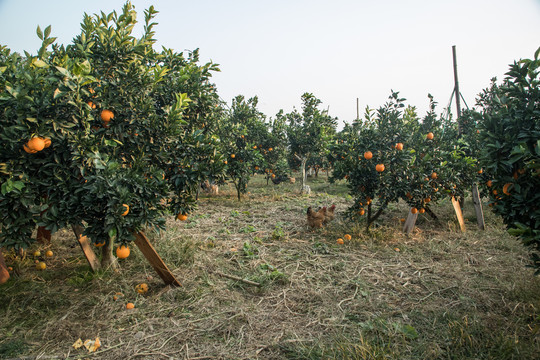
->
[1, 174, 539, 359]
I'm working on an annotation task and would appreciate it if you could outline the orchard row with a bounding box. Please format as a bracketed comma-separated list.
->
[0, 3, 538, 272]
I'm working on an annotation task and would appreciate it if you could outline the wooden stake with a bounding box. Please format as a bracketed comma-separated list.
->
[451, 196, 466, 232]
[72, 225, 101, 272]
[472, 184, 485, 230]
[132, 231, 181, 287]
[403, 208, 418, 235]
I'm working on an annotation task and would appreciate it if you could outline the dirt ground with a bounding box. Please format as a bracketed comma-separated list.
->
[1, 175, 539, 359]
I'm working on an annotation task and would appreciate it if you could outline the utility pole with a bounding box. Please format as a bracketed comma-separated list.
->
[452, 45, 462, 136]
[356, 98, 359, 120]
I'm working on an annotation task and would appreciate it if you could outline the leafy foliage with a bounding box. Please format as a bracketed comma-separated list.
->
[474, 48, 540, 272]
[0, 3, 223, 250]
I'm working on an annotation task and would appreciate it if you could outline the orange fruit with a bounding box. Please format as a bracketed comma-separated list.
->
[400, 218, 406, 223]
[344, 234, 352, 241]
[255, 166, 259, 170]
[177, 213, 188, 221]
[486, 180, 493, 187]
[23, 144, 37, 153]
[126, 302, 135, 309]
[95, 241, 106, 247]
[431, 172, 438, 179]
[87, 101, 96, 109]
[411, 207, 418, 214]
[478, 168, 483, 174]
[503, 183, 512, 196]
[121, 204, 129, 216]
[253, 145, 257, 149]
[364, 151, 373, 160]
[135, 283, 149, 294]
[426, 132, 434, 140]
[358, 208, 365, 216]
[424, 197, 431, 203]
[36, 262, 46, 270]
[100, 109, 114, 122]
[45, 250, 53, 257]
[230, 154, 235, 159]
[224, 160, 228, 165]
[269, 148, 273, 151]
[33, 251, 41, 257]
[336, 238, 344, 245]
[271, 174, 276, 178]
[375, 164, 385, 172]
[419, 208, 426, 214]
[395, 143, 404, 151]
[27, 137, 45, 152]
[406, 192, 413, 199]
[116, 245, 130, 259]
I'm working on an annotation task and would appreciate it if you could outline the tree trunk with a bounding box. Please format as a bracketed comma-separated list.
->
[315, 167, 319, 177]
[301, 158, 307, 190]
[101, 240, 119, 270]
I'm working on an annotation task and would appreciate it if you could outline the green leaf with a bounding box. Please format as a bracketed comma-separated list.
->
[12, 181, 25, 191]
[36, 25, 43, 40]
[44, 25, 51, 39]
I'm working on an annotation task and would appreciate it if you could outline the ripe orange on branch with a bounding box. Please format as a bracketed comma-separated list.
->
[395, 143, 403, 151]
[121, 204, 130, 216]
[364, 151, 373, 160]
[116, 245, 130, 259]
[27, 137, 46, 152]
[177, 214, 188, 221]
[426, 132, 434, 140]
[100, 109, 114, 122]
[375, 164, 385, 172]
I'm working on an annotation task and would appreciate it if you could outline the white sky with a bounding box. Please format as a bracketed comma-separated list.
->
[0, 0, 539, 126]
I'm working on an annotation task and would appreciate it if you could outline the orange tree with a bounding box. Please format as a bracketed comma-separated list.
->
[331, 92, 478, 230]
[474, 49, 540, 272]
[0, 4, 224, 266]
[218, 95, 264, 200]
[254, 111, 289, 184]
[402, 96, 478, 214]
[286, 93, 337, 192]
[330, 92, 416, 229]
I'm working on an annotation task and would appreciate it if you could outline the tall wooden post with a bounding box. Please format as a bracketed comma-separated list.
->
[452, 45, 462, 136]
